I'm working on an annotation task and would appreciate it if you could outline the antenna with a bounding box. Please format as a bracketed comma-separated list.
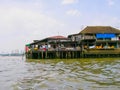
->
[81, 25, 84, 30]
[58, 31, 59, 36]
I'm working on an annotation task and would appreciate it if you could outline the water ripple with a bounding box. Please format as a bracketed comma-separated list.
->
[0, 57, 120, 90]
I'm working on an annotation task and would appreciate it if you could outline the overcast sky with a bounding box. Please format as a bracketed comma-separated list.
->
[0, 0, 120, 53]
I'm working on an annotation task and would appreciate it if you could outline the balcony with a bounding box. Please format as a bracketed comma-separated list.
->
[81, 35, 96, 40]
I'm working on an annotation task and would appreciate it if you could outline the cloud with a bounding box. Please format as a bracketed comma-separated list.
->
[66, 9, 81, 16]
[61, 0, 78, 5]
[0, 6, 65, 51]
[107, 0, 115, 6]
[86, 15, 120, 27]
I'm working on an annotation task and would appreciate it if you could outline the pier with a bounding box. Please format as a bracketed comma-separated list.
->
[26, 50, 81, 59]
[26, 48, 120, 59]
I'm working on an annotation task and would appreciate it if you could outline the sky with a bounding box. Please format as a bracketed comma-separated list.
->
[0, 0, 120, 53]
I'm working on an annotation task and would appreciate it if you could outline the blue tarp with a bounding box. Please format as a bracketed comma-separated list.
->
[96, 33, 115, 38]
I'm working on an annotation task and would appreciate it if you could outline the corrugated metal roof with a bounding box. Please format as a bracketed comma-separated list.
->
[48, 35, 68, 39]
[80, 26, 120, 34]
[29, 35, 69, 45]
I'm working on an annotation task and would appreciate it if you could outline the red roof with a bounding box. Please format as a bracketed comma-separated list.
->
[48, 35, 68, 39]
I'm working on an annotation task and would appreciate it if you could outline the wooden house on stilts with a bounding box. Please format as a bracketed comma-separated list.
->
[26, 35, 81, 59]
[26, 26, 120, 59]
[68, 26, 120, 58]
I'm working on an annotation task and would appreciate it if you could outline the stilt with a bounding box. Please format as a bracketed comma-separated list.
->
[42, 51, 43, 59]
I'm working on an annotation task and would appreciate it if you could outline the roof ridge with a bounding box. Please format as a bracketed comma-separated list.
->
[87, 26, 111, 27]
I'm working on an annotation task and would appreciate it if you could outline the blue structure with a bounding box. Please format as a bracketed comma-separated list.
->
[96, 33, 115, 38]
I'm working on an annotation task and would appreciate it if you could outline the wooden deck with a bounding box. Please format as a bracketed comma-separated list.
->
[84, 48, 120, 54]
[82, 48, 120, 58]
[26, 50, 81, 59]
[26, 48, 120, 59]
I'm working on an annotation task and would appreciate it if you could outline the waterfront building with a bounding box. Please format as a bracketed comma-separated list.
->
[26, 35, 81, 59]
[26, 26, 120, 59]
[26, 35, 78, 51]
[68, 26, 120, 57]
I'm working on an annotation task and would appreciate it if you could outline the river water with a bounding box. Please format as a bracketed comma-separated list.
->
[0, 56, 120, 90]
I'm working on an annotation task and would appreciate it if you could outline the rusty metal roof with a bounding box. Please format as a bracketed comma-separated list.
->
[48, 35, 68, 39]
[80, 26, 120, 34]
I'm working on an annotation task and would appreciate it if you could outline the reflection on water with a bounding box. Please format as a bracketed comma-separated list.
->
[0, 56, 120, 90]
